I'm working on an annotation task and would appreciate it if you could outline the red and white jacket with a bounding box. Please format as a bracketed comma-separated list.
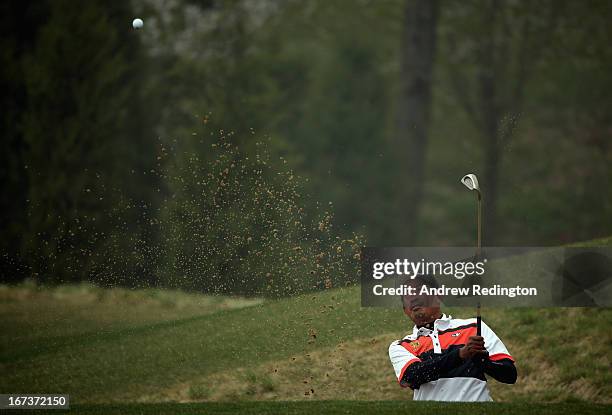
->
[389, 314, 514, 401]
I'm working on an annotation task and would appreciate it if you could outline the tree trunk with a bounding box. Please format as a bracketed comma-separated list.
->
[478, 0, 503, 245]
[395, 0, 438, 244]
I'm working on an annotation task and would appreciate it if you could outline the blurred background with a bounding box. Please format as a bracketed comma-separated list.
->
[1, 0, 611, 295]
[2, 1, 612, 406]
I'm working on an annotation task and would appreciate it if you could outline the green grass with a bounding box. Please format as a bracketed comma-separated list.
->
[21, 401, 612, 414]
[0, 281, 261, 352]
[1, 237, 611, 406]
[1, 282, 403, 402]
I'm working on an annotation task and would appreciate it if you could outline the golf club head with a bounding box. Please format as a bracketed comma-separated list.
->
[461, 174, 480, 193]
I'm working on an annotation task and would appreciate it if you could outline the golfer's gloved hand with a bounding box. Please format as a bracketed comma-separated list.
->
[459, 336, 488, 360]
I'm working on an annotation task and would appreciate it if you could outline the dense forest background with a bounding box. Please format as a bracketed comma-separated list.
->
[1, 0, 610, 295]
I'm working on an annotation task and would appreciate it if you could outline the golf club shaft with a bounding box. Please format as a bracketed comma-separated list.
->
[476, 194, 482, 337]
[476, 302, 481, 336]
[477, 195, 481, 258]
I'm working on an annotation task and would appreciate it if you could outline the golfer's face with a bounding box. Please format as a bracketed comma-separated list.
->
[403, 286, 440, 325]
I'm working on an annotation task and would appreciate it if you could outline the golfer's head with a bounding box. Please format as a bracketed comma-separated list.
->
[400, 275, 441, 326]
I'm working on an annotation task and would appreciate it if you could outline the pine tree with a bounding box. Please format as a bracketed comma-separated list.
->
[0, 0, 49, 282]
[22, 0, 159, 285]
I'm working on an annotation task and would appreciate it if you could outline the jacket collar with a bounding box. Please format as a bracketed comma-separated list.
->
[406, 313, 452, 340]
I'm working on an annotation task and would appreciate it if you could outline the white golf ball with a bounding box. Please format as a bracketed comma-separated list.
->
[132, 18, 143, 29]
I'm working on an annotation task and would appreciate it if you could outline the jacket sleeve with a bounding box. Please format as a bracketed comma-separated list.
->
[400, 348, 464, 389]
[481, 320, 514, 362]
[388, 341, 421, 388]
[481, 320, 517, 384]
[389, 340, 464, 390]
[483, 358, 517, 384]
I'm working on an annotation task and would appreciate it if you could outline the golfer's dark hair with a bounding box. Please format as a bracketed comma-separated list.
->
[398, 274, 439, 309]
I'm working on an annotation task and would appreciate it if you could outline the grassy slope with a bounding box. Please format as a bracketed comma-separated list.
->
[64, 401, 609, 415]
[177, 308, 611, 404]
[1, 236, 611, 406]
[0, 283, 261, 358]
[1, 282, 402, 401]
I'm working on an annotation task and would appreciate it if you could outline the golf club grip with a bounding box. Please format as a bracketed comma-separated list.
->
[476, 315, 481, 336]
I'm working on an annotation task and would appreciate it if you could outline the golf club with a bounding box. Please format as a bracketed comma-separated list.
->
[461, 173, 482, 337]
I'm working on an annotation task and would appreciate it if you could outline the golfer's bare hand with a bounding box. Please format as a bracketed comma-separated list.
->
[459, 336, 488, 360]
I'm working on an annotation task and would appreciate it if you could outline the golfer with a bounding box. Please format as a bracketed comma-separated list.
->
[388, 275, 517, 401]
